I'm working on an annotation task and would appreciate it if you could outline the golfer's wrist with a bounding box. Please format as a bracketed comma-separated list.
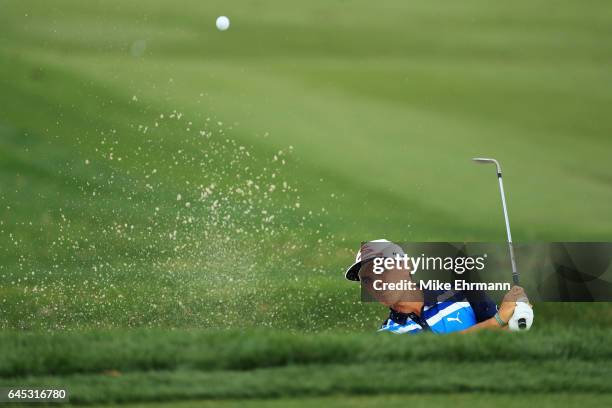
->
[494, 312, 507, 327]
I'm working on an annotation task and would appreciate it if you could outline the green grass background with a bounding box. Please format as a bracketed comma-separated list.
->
[1, 0, 612, 406]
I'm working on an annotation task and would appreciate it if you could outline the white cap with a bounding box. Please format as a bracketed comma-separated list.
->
[344, 239, 406, 281]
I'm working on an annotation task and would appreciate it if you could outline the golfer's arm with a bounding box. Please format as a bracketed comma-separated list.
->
[459, 317, 506, 333]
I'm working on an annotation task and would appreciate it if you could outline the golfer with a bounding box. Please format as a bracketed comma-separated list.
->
[346, 240, 531, 334]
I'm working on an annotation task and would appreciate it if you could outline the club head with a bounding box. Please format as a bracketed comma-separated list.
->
[472, 157, 502, 174]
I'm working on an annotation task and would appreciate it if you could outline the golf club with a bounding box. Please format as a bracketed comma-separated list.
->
[472, 157, 529, 330]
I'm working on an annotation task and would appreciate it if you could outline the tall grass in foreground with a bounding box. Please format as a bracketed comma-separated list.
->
[1, 328, 611, 377]
[0, 329, 611, 403]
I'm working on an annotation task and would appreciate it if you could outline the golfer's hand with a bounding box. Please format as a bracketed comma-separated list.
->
[498, 286, 530, 323]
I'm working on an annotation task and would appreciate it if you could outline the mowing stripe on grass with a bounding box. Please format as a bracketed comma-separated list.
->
[2, 361, 611, 404]
[1, 328, 611, 378]
[89, 393, 612, 408]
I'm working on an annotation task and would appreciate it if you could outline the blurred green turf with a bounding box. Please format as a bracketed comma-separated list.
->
[4, 361, 612, 404]
[2, 328, 612, 378]
[93, 394, 612, 408]
[1, 329, 611, 404]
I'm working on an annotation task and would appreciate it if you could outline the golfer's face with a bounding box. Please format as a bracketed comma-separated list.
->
[359, 259, 420, 306]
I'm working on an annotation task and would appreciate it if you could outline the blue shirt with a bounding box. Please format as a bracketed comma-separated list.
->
[378, 290, 497, 334]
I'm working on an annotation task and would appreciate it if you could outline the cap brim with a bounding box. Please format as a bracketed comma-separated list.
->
[345, 261, 362, 281]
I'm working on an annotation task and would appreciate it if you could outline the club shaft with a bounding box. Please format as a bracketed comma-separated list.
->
[497, 174, 519, 285]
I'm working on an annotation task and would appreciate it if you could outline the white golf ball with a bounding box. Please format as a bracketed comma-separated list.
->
[216, 16, 230, 31]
